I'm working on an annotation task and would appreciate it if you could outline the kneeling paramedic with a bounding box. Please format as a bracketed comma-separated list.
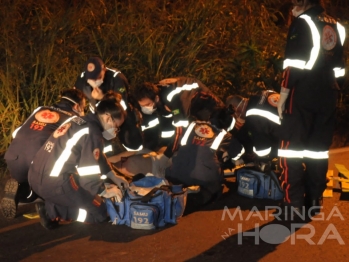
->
[1, 89, 86, 219]
[28, 99, 129, 229]
[164, 120, 245, 204]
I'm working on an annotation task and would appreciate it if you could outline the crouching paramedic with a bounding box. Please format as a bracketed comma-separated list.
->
[226, 90, 281, 165]
[164, 121, 244, 204]
[28, 99, 129, 229]
[1, 89, 86, 219]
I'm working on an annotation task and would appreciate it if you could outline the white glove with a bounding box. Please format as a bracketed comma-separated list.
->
[277, 88, 290, 120]
[106, 170, 130, 189]
[99, 183, 123, 202]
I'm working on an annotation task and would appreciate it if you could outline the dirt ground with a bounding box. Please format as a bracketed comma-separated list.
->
[0, 149, 349, 262]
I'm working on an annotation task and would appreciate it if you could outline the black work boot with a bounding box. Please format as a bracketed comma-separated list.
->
[0, 178, 19, 219]
[35, 202, 59, 230]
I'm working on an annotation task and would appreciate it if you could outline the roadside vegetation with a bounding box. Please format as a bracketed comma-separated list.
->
[0, 0, 348, 178]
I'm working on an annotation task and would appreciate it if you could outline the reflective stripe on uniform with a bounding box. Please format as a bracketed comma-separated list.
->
[172, 120, 189, 128]
[76, 208, 87, 222]
[122, 144, 143, 152]
[106, 67, 121, 78]
[333, 67, 345, 78]
[210, 129, 227, 150]
[232, 147, 245, 161]
[141, 118, 160, 131]
[180, 122, 196, 146]
[278, 149, 303, 158]
[226, 117, 236, 132]
[89, 104, 95, 113]
[103, 145, 113, 153]
[166, 83, 199, 102]
[161, 130, 175, 138]
[283, 14, 321, 71]
[278, 149, 328, 159]
[337, 22, 346, 46]
[50, 127, 89, 177]
[246, 108, 281, 125]
[13, 106, 43, 138]
[162, 114, 173, 118]
[77, 165, 101, 176]
[303, 150, 328, 159]
[120, 100, 127, 110]
[253, 146, 272, 157]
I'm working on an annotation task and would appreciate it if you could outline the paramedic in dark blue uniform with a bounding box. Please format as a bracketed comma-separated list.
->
[134, 82, 176, 151]
[1, 89, 86, 219]
[135, 77, 234, 130]
[226, 90, 281, 164]
[74, 57, 143, 152]
[164, 121, 245, 203]
[28, 100, 130, 229]
[277, 0, 346, 216]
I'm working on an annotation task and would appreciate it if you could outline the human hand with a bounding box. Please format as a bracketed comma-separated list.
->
[106, 170, 130, 189]
[87, 79, 104, 100]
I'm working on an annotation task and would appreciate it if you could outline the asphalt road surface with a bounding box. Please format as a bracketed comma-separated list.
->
[0, 149, 348, 262]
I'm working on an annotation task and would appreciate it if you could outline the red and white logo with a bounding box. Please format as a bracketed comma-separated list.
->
[35, 109, 60, 124]
[322, 25, 337, 51]
[93, 148, 100, 160]
[53, 123, 71, 138]
[267, 94, 280, 108]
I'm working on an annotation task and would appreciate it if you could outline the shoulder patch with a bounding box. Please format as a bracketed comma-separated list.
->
[71, 117, 86, 125]
[194, 124, 214, 138]
[267, 93, 280, 107]
[35, 109, 60, 124]
[118, 87, 126, 93]
[322, 25, 337, 51]
[53, 123, 71, 138]
[172, 109, 180, 115]
[44, 141, 55, 153]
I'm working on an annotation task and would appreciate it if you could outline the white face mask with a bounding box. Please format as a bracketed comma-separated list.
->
[141, 106, 156, 115]
[102, 127, 117, 140]
[95, 79, 103, 87]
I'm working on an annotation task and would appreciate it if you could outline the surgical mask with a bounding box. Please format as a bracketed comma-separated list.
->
[102, 127, 117, 140]
[95, 79, 103, 87]
[61, 96, 83, 116]
[141, 106, 156, 115]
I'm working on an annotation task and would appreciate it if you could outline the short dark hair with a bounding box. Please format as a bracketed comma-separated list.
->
[96, 99, 126, 120]
[101, 90, 122, 104]
[134, 82, 159, 102]
[59, 88, 86, 106]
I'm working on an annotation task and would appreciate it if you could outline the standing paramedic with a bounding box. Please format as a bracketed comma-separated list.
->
[277, 0, 346, 217]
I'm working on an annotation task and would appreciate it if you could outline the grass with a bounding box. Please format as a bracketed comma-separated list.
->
[0, 0, 348, 179]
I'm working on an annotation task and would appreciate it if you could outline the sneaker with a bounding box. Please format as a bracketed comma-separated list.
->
[0, 178, 19, 219]
[35, 202, 59, 230]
